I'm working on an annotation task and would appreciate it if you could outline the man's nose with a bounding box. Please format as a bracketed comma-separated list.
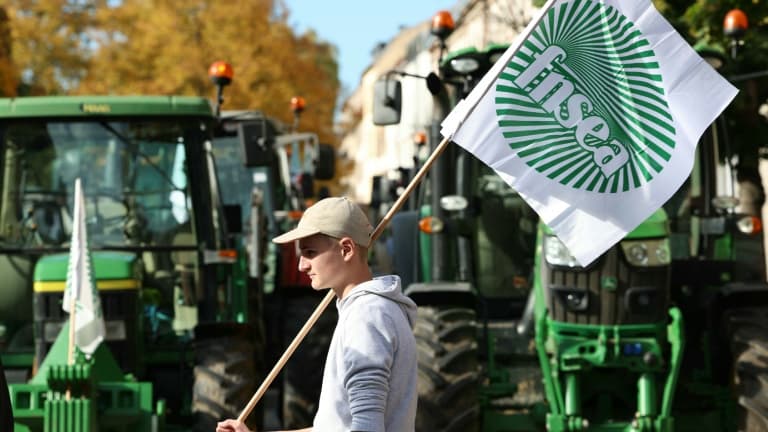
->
[298, 255, 310, 272]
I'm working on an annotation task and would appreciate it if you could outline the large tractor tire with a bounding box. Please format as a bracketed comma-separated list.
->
[414, 305, 480, 432]
[729, 308, 768, 432]
[282, 294, 337, 428]
[192, 324, 261, 432]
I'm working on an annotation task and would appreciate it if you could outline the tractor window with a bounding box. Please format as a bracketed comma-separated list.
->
[0, 120, 196, 249]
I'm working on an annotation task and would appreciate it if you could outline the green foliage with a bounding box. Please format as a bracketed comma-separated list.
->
[6, 0, 97, 95]
[0, 7, 17, 96]
[6, 0, 340, 145]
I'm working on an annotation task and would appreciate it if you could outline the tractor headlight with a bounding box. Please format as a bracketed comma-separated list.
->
[620, 239, 670, 267]
[440, 195, 468, 212]
[627, 243, 647, 263]
[449, 57, 480, 74]
[544, 235, 580, 268]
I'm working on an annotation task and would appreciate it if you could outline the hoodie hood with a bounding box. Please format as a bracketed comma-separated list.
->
[338, 275, 417, 327]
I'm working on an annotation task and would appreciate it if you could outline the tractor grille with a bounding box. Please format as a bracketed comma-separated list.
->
[34, 289, 140, 372]
[542, 246, 669, 325]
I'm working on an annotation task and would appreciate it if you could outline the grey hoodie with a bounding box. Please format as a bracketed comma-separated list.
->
[313, 275, 418, 432]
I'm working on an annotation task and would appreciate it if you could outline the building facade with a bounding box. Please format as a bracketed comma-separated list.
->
[337, 0, 537, 205]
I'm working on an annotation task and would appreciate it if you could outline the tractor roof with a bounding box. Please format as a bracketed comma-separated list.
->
[0, 95, 214, 118]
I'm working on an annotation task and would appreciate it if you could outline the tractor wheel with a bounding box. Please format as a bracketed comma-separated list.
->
[729, 308, 768, 432]
[192, 324, 260, 432]
[414, 305, 480, 432]
[282, 294, 337, 428]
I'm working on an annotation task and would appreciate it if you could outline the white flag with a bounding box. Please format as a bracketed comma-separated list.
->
[441, 0, 738, 266]
[62, 178, 105, 357]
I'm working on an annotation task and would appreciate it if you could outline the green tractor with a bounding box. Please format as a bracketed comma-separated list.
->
[207, 64, 337, 429]
[1, 95, 262, 431]
[533, 99, 768, 431]
[374, 9, 768, 432]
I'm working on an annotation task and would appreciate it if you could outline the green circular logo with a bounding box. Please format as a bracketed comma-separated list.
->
[495, 0, 675, 193]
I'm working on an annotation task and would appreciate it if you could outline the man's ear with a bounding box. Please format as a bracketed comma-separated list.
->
[339, 237, 356, 260]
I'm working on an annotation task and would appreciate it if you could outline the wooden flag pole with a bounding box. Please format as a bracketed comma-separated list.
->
[236, 135, 452, 423]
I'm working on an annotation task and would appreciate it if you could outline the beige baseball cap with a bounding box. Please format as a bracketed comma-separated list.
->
[272, 197, 373, 247]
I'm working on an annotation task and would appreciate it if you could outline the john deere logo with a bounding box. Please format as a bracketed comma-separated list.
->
[495, 0, 675, 193]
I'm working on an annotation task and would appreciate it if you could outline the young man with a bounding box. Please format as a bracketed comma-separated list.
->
[217, 196, 418, 432]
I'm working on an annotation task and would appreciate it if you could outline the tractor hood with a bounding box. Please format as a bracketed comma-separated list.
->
[540, 208, 669, 240]
[624, 208, 669, 239]
[33, 251, 139, 292]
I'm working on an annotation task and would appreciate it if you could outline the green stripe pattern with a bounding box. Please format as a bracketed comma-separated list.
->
[494, 0, 675, 193]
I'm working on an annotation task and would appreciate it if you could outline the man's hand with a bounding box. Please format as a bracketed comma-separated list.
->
[216, 419, 254, 432]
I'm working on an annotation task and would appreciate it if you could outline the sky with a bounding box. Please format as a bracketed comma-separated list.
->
[283, 0, 460, 91]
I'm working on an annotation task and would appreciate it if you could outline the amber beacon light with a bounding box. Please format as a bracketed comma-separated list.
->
[723, 9, 748, 59]
[431, 10, 455, 39]
[723, 9, 748, 38]
[209, 61, 234, 86]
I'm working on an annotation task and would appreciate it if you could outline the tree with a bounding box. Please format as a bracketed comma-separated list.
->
[0, 6, 18, 96]
[6, 0, 98, 95]
[73, 0, 339, 144]
[6, 0, 340, 145]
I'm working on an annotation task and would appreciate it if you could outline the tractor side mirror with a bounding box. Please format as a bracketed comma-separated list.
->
[373, 79, 402, 126]
[314, 143, 336, 180]
[426, 72, 443, 96]
[238, 119, 275, 167]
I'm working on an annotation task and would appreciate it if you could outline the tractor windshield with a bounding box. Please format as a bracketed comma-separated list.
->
[0, 119, 195, 249]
